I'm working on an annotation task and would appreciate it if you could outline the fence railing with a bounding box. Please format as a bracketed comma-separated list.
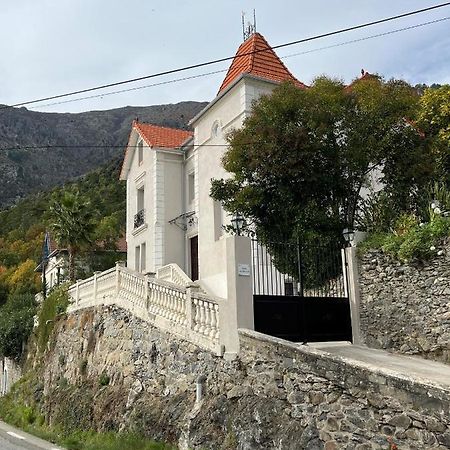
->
[68, 263, 223, 355]
[251, 239, 348, 298]
[134, 209, 145, 229]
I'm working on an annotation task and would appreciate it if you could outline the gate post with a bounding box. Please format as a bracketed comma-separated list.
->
[220, 236, 254, 359]
[344, 246, 362, 345]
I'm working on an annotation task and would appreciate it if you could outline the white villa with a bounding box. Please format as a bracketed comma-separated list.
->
[120, 32, 307, 298]
[66, 31, 360, 359]
[35, 231, 127, 292]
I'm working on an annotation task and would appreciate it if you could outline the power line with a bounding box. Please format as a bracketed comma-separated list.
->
[27, 16, 449, 111]
[2, 2, 449, 110]
[282, 16, 450, 60]
[0, 143, 243, 152]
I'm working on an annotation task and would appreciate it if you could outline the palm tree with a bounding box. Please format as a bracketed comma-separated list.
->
[49, 191, 95, 282]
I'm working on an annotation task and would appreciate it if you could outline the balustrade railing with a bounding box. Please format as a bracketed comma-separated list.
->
[68, 263, 223, 355]
[191, 291, 220, 343]
[156, 263, 192, 287]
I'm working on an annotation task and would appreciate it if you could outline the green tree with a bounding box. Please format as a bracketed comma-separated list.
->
[416, 85, 450, 183]
[0, 291, 36, 360]
[211, 77, 434, 244]
[49, 191, 95, 282]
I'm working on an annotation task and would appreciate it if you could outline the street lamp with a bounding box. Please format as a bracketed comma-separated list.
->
[342, 227, 355, 246]
[231, 213, 246, 236]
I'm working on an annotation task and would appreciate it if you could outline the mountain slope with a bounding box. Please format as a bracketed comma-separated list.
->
[0, 101, 207, 207]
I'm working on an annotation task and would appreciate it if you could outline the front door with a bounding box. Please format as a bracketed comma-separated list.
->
[190, 236, 199, 281]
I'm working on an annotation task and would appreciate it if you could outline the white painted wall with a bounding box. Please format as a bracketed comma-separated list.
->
[193, 77, 278, 297]
[124, 76, 279, 289]
[125, 131, 154, 272]
[162, 150, 185, 269]
[125, 128, 190, 274]
[44, 253, 66, 290]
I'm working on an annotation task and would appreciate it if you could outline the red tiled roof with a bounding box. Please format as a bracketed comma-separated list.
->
[345, 70, 378, 91]
[133, 122, 193, 148]
[120, 121, 193, 179]
[218, 33, 306, 94]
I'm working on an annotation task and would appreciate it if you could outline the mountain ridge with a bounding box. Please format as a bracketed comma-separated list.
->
[0, 101, 207, 208]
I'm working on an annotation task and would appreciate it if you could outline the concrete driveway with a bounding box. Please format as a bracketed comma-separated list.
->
[307, 341, 450, 388]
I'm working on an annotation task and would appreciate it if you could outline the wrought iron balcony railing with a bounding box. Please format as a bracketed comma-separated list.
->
[134, 209, 145, 229]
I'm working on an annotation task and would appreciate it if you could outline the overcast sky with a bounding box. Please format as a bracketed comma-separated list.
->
[1, 0, 449, 113]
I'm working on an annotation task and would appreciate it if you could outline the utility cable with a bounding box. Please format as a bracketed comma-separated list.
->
[26, 16, 450, 111]
[1, 2, 449, 110]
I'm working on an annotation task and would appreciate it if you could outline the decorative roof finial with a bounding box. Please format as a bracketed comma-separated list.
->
[242, 9, 257, 41]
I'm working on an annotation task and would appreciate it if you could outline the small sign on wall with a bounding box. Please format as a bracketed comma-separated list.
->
[238, 264, 251, 277]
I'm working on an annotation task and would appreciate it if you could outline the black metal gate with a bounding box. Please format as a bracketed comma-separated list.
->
[252, 239, 352, 343]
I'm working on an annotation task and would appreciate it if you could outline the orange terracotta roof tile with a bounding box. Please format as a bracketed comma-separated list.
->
[218, 33, 306, 94]
[134, 122, 193, 148]
[119, 122, 193, 179]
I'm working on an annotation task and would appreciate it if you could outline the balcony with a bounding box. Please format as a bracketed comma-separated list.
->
[134, 209, 145, 229]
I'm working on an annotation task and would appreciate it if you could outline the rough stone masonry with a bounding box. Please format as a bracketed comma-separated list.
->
[40, 306, 450, 450]
[358, 244, 450, 364]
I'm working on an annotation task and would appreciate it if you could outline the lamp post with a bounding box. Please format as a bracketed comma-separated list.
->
[231, 213, 246, 236]
[342, 227, 355, 247]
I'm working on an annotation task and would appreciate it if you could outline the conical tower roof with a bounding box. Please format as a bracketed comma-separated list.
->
[218, 32, 306, 94]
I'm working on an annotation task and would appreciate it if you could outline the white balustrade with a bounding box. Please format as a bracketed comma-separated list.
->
[68, 264, 223, 355]
[190, 292, 220, 345]
[156, 263, 192, 287]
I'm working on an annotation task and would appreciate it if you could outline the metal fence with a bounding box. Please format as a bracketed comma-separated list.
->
[251, 239, 348, 298]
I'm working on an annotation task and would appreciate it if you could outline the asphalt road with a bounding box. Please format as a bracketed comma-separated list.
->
[0, 421, 63, 450]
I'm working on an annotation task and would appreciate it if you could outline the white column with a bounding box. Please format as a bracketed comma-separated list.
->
[186, 282, 200, 331]
[115, 261, 126, 298]
[220, 236, 254, 359]
[93, 271, 101, 302]
[76, 280, 80, 306]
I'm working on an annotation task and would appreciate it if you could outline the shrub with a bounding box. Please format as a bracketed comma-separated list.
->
[99, 372, 110, 387]
[0, 291, 36, 359]
[36, 283, 70, 352]
[360, 215, 450, 262]
[356, 191, 398, 233]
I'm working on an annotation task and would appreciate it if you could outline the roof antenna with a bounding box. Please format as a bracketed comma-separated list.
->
[242, 9, 257, 41]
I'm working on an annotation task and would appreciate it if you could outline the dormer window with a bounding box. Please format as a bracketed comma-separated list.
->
[138, 141, 144, 165]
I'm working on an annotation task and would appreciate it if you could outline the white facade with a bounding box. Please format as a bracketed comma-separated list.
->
[122, 76, 280, 298]
[123, 132, 191, 276]
[44, 253, 66, 290]
[193, 77, 277, 297]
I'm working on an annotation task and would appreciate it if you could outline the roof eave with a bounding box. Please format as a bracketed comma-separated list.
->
[189, 74, 249, 126]
[180, 136, 194, 149]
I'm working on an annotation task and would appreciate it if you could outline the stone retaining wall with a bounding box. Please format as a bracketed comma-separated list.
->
[358, 246, 450, 364]
[39, 306, 450, 449]
[0, 357, 21, 395]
